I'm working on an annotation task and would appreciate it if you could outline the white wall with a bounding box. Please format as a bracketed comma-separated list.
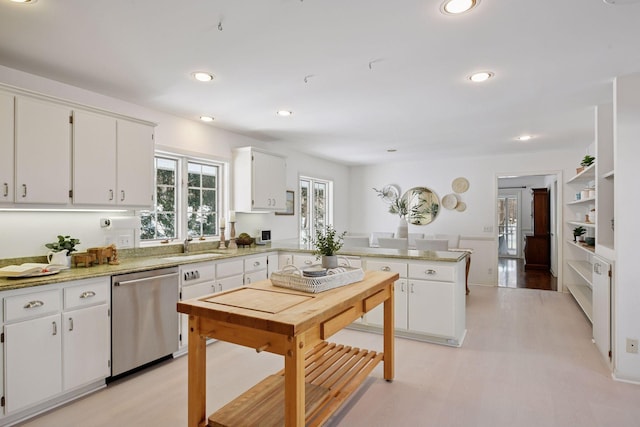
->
[349, 150, 579, 285]
[0, 66, 350, 258]
[613, 73, 640, 382]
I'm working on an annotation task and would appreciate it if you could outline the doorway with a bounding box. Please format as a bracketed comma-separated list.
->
[496, 173, 562, 291]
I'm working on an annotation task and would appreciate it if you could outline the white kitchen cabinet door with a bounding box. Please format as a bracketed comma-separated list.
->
[592, 257, 611, 363]
[62, 304, 110, 391]
[72, 110, 117, 205]
[233, 147, 286, 212]
[267, 253, 279, 276]
[116, 119, 154, 207]
[180, 281, 217, 350]
[408, 279, 454, 337]
[0, 91, 14, 203]
[5, 314, 62, 413]
[364, 279, 408, 330]
[15, 96, 71, 204]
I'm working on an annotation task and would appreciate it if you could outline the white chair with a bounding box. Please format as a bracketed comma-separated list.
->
[415, 239, 449, 251]
[342, 236, 370, 248]
[378, 237, 408, 250]
[434, 234, 460, 249]
[407, 233, 424, 249]
[370, 232, 394, 247]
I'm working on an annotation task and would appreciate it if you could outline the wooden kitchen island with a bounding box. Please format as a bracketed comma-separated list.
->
[177, 270, 398, 427]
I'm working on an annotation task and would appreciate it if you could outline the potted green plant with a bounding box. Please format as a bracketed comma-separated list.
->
[310, 225, 346, 268]
[572, 226, 586, 243]
[45, 235, 80, 267]
[580, 155, 595, 167]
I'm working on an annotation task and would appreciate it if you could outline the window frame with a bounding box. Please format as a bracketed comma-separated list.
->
[299, 175, 333, 243]
[141, 151, 226, 243]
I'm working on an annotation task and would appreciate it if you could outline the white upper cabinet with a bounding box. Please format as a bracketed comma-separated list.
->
[116, 119, 155, 207]
[73, 110, 117, 205]
[15, 96, 71, 204]
[233, 147, 286, 212]
[0, 91, 13, 203]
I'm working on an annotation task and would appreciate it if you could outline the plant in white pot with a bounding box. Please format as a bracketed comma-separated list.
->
[310, 225, 346, 269]
[45, 235, 80, 267]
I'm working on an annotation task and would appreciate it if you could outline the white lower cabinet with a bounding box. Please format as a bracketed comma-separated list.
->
[408, 279, 455, 337]
[244, 255, 268, 285]
[2, 278, 110, 419]
[5, 313, 62, 413]
[364, 279, 408, 330]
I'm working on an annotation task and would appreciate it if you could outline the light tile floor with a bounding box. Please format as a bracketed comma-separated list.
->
[18, 286, 640, 427]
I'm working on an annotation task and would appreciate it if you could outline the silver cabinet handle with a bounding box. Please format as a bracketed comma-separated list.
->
[22, 184, 27, 198]
[2, 183, 7, 197]
[120, 190, 125, 201]
[218, 284, 222, 292]
[109, 189, 114, 201]
[115, 272, 179, 286]
[382, 266, 391, 272]
[52, 321, 57, 336]
[80, 291, 96, 299]
[410, 283, 414, 293]
[400, 283, 405, 292]
[253, 261, 260, 267]
[425, 269, 436, 275]
[304, 260, 313, 265]
[24, 300, 44, 309]
[68, 317, 74, 331]
[246, 277, 252, 284]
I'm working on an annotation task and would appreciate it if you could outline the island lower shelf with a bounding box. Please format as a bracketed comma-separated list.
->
[209, 341, 384, 427]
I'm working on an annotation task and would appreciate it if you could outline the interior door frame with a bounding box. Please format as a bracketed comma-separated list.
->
[495, 170, 563, 292]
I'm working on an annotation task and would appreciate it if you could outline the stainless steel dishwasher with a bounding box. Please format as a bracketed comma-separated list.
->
[111, 267, 179, 377]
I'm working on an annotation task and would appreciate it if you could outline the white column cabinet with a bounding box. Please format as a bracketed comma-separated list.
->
[4, 314, 62, 414]
[72, 110, 117, 205]
[116, 119, 155, 207]
[0, 91, 14, 203]
[233, 147, 286, 212]
[15, 96, 71, 204]
[592, 256, 612, 364]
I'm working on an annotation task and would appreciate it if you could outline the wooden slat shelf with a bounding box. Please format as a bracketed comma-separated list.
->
[209, 341, 384, 427]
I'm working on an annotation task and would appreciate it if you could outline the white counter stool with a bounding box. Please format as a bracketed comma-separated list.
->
[415, 239, 449, 251]
[377, 237, 408, 250]
[343, 236, 370, 248]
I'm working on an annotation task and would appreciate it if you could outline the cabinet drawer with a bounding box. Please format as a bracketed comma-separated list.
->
[64, 278, 110, 310]
[338, 256, 362, 268]
[293, 255, 317, 268]
[408, 263, 455, 282]
[216, 259, 244, 279]
[366, 260, 407, 277]
[244, 256, 267, 273]
[5, 289, 60, 322]
[245, 269, 268, 285]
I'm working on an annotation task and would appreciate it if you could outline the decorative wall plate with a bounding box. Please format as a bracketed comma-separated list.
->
[455, 201, 467, 212]
[452, 177, 469, 194]
[442, 193, 458, 210]
[380, 185, 400, 203]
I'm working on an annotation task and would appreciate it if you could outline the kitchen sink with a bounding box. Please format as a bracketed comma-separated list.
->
[161, 253, 226, 262]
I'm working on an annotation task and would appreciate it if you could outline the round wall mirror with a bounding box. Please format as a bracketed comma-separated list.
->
[403, 186, 440, 225]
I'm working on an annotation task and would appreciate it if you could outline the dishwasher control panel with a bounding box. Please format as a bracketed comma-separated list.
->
[180, 262, 215, 286]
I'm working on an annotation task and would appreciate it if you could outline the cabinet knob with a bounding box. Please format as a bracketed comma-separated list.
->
[425, 269, 436, 275]
[381, 266, 391, 272]
[80, 291, 96, 299]
[253, 261, 260, 267]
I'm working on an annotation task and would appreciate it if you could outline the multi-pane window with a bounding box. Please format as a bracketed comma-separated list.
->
[141, 155, 222, 242]
[187, 162, 218, 238]
[141, 157, 177, 240]
[299, 176, 332, 243]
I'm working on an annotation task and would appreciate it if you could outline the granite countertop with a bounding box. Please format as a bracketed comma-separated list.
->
[0, 240, 467, 292]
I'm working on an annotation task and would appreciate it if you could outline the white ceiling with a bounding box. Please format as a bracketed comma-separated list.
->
[1, 0, 640, 165]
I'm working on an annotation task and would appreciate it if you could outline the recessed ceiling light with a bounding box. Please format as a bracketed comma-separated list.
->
[468, 71, 494, 82]
[200, 116, 214, 122]
[440, 0, 479, 15]
[192, 72, 214, 82]
[516, 135, 532, 141]
[10, 0, 38, 3]
[276, 110, 293, 117]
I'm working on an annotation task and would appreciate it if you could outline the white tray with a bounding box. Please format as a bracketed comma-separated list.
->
[270, 265, 365, 293]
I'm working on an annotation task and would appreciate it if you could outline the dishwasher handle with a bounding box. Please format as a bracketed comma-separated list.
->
[114, 272, 179, 286]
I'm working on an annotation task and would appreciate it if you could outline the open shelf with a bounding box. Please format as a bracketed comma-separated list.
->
[567, 197, 595, 205]
[565, 282, 593, 323]
[567, 260, 593, 286]
[567, 240, 595, 254]
[567, 164, 596, 183]
[567, 220, 595, 228]
[602, 170, 615, 179]
[208, 341, 384, 427]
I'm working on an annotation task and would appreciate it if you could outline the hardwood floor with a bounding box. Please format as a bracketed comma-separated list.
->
[498, 257, 557, 291]
[17, 286, 640, 427]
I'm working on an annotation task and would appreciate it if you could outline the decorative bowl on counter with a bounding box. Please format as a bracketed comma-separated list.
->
[585, 237, 595, 246]
[235, 236, 255, 247]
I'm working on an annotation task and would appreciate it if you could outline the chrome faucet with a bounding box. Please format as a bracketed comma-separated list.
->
[184, 237, 192, 254]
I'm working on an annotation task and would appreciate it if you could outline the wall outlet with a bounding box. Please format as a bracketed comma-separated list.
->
[483, 226, 493, 233]
[626, 338, 638, 354]
[487, 268, 493, 275]
[118, 234, 132, 248]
